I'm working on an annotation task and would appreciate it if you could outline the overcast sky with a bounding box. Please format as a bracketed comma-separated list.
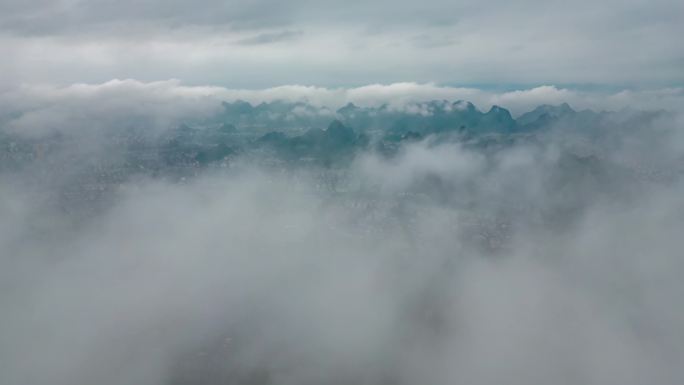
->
[0, 0, 682, 90]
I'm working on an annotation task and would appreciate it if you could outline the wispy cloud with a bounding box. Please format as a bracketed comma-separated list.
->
[234, 29, 303, 45]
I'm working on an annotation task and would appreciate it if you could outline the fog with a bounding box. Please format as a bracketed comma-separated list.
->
[1, 92, 683, 385]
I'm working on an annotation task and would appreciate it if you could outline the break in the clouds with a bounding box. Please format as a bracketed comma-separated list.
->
[0, 0, 682, 87]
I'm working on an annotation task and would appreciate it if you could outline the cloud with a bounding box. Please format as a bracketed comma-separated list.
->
[1, 2, 682, 382]
[0, 0, 681, 87]
[1, 114, 684, 384]
[0, 79, 224, 137]
[235, 30, 303, 45]
[0, 67, 683, 385]
[2, 79, 683, 139]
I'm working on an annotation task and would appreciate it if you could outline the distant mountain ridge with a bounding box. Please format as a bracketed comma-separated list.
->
[0, 98, 678, 210]
[211, 99, 669, 139]
[0, 99, 673, 176]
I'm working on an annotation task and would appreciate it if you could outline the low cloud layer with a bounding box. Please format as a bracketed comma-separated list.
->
[2, 145, 684, 385]
[1, 80, 683, 384]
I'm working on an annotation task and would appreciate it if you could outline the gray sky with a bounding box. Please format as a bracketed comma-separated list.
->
[0, 0, 682, 89]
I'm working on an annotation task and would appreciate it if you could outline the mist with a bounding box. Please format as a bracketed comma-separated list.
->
[1, 92, 683, 385]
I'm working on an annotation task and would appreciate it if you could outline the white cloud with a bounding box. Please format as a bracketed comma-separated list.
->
[2, 134, 684, 384]
[2, 79, 683, 138]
